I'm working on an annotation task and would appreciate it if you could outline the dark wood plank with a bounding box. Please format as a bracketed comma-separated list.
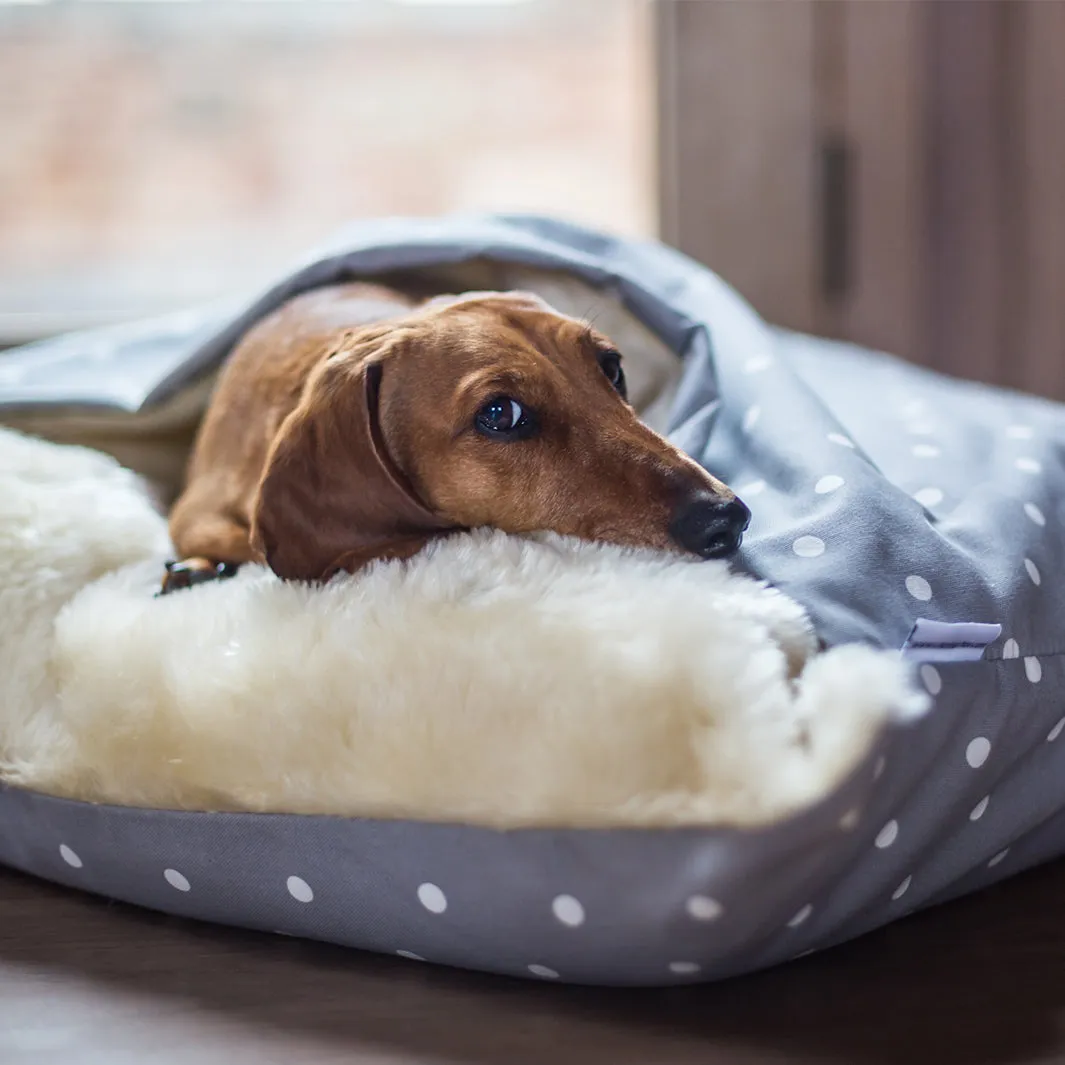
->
[839, 0, 928, 364]
[1014, 0, 1065, 401]
[921, 1, 1010, 382]
[656, 0, 819, 334]
[3, 857, 1065, 1064]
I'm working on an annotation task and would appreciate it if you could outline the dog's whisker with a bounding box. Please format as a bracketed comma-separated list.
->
[579, 303, 604, 331]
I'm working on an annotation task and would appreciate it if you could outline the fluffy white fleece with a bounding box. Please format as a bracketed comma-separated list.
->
[0, 428, 926, 828]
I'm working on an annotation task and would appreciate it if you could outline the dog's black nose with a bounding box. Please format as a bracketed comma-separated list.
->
[668, 496, 751, 559]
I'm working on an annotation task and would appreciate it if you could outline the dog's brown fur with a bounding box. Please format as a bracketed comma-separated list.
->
[167, 283, 740, 587]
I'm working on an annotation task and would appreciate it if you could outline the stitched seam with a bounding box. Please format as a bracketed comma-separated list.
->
[984, 648, 1065, 662]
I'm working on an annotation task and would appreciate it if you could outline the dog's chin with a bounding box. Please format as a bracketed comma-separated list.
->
[693, 532, 745, 561]
[550, 527, 694, 562]
[593, 530, 739, 565]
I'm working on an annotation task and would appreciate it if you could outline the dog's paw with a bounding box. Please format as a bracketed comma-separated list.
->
[158, 558, 240, 596]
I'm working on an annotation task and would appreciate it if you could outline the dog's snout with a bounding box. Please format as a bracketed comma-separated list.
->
[668, 495, 751, 560]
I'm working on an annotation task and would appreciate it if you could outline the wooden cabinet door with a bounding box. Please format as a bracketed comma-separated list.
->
[655, 0, 1065, 401]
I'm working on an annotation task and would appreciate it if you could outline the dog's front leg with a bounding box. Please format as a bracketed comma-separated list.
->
[158, 558, 241, 596]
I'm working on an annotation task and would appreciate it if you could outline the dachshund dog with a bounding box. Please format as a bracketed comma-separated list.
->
[162, 283, 750, 593]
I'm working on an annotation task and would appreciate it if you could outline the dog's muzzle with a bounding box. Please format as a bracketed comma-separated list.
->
[668, 495, 751, 560]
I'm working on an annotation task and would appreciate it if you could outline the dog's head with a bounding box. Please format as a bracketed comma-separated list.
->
[250, 291, 750, 581]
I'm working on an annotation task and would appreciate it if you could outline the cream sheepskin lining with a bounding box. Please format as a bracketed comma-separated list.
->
[0, 427, 927, 829]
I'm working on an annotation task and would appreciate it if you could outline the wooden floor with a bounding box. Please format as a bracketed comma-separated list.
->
[2, 858, 1064, 1065]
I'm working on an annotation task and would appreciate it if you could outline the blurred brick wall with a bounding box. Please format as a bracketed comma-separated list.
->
[0, 0, 652, 330]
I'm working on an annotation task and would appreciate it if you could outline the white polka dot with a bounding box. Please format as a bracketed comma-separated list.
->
[1024, 558, 1041, 586]
[970, 795, 990, 821]
[738, 479, 766, 497]
[396, 950, 425, 962]
[552, 895, 585, 927]
[793, 535, 826, 558]
[898, 399, 925, 418]
[988, 848, 1010, 868]
[891, 876, 912, 901]
[686, 895, 723, 922]
[164, 869, 191, 892]
[668, 961, 701, 975]
[1015, 457, 1042, 474]
[287, 876, 314, 903]
[1003, 638, 1020, 659]
[875, 820, 899, 849]
[417, 882, 447, 914]
[874, 755, 887, 780]
[966, 736, 991, 769]
[913, 487, 944, 508]
[743, 355, 773, 374]
[828, 433, 855, 449]
[912, 444, 940, 458]
[1006, 425, 1034, 440]
[814, 474, 845, 495]
[743, 405, 762, 432]
[906, 574, 932, 601]
[1025, 656, 1042, 684]
[59, 844, 82, 869]
[1047, 717, 1065, 742]
[1025, 502, 1046, 527]
[920, 664, 942, 695]
[528, 964, 560, 979]
[839, 807, 861, 831]
[787, 904, 813, 928]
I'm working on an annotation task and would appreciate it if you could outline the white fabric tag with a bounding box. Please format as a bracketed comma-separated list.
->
[901, 618, 1003, 663]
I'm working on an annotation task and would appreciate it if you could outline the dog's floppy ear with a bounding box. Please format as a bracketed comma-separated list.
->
[251, 333, 452, 582]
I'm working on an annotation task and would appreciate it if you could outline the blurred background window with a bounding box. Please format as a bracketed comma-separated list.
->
[4, 0, 1062, 402]
[0, 0, 654, 341]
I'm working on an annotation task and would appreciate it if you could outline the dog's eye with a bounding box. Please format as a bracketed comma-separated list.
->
[599, 350, 627, 399]
[475, 396, 535, 439]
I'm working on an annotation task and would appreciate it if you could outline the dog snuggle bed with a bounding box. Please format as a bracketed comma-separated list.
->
[0, 214, 1063, 987]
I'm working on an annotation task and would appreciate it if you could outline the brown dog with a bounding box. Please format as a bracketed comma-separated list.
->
[162, 283, 749, 593]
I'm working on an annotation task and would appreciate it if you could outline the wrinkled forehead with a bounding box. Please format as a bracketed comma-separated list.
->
[417, 291, 609, 366]
[421, 289, 570, 318]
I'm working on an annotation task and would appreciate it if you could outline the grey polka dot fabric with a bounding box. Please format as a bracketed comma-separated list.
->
[0, 214, 1063, 986]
